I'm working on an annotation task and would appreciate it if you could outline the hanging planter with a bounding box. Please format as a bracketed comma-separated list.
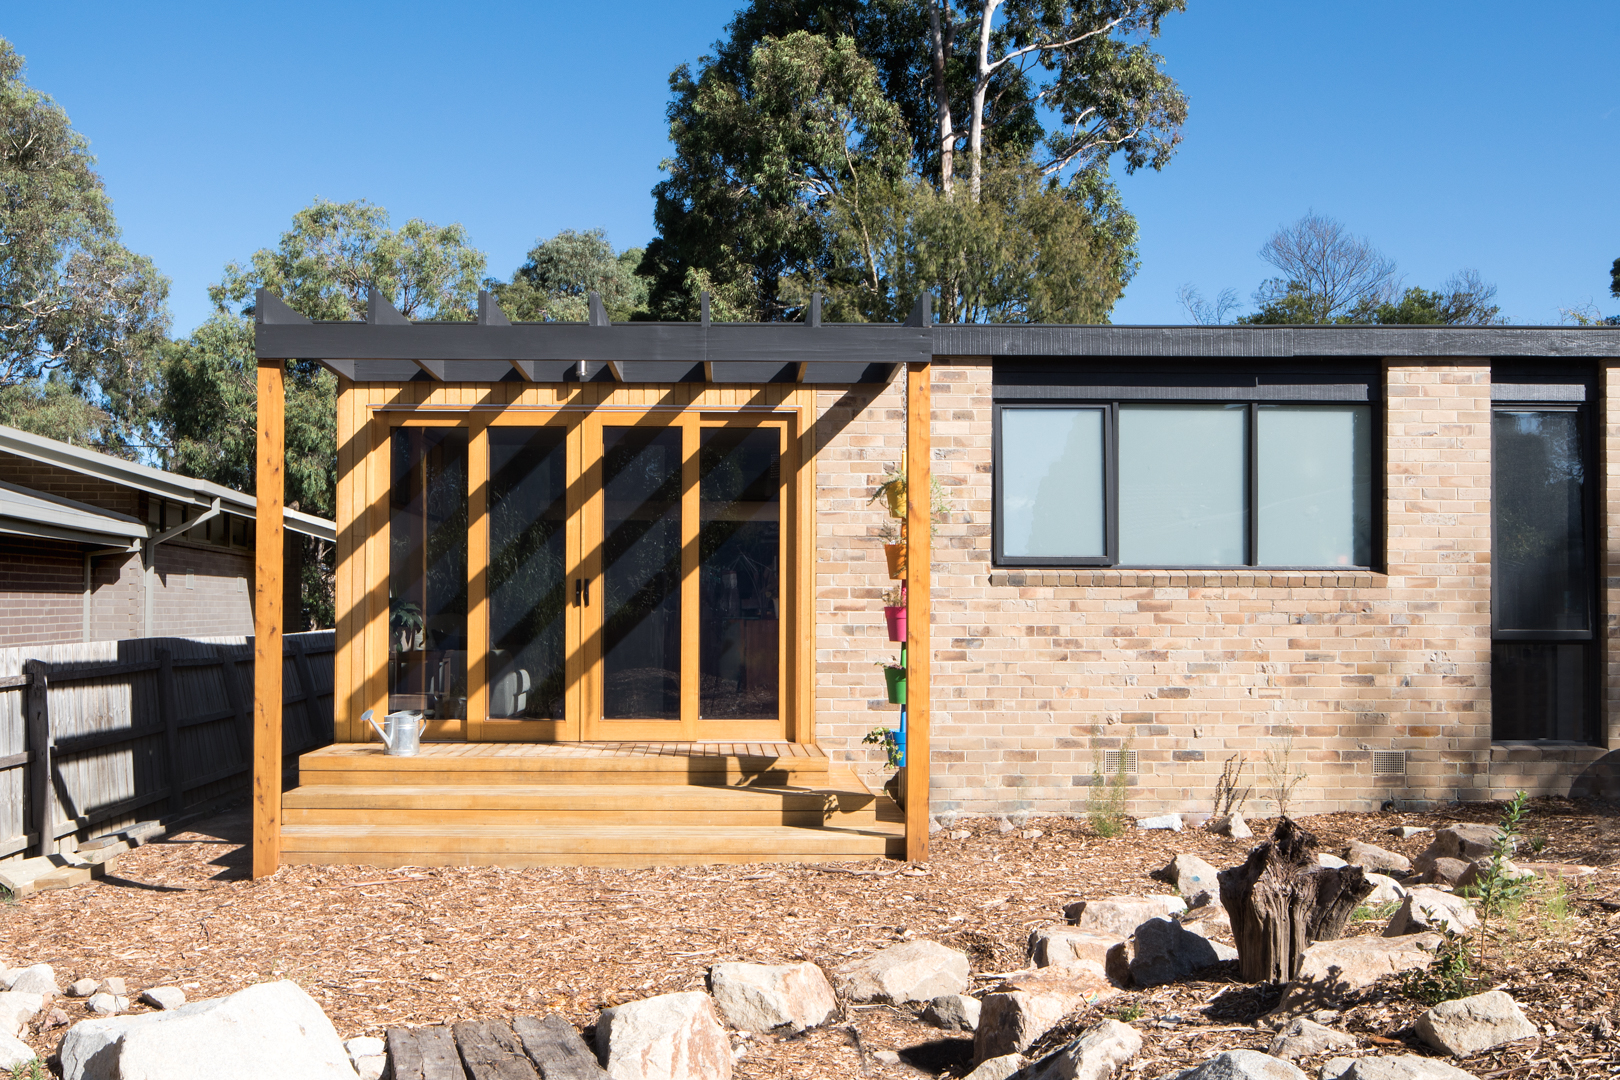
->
[884, 605, 907, 642]
[884, 543, 907, 579]
[883, 664, 907, 705]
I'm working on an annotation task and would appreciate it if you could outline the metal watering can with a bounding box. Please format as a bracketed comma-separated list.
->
[361, 708, 426, 757]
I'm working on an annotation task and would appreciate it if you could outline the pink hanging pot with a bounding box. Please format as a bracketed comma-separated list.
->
[883, 605, 907, 642]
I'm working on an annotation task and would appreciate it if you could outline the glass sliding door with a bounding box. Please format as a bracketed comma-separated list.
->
[1491, 406, 1597, 742]
[388, 427, 468, 725]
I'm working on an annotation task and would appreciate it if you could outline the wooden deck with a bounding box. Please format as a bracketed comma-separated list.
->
[282, 742, 903, 868]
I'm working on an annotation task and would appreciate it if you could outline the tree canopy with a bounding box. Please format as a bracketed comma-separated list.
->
[0, 37, 169, 453]
[491, 229, 647, 322]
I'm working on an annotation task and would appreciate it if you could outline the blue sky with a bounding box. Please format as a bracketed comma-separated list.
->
[6, 2, 1618, 333]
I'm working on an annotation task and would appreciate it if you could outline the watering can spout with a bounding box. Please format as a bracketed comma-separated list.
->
[362, 708, 391, 749]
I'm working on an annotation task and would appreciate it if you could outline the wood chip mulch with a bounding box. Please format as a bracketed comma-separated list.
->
[2, 797, 1618, 1078]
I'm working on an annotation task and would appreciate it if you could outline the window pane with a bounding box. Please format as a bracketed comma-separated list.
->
[1000, 408, 1105, 558]
[601, 427, 682, 720]
[1494, 410, 1588, 632]
[1492, 642, 1590, 741]
[389, 428, 468, 720]
[700, 428, 780, 720]
[1119, 405, 1246, 565]
[487, 428, 568, 720]
[1257, 405, 1372, 566]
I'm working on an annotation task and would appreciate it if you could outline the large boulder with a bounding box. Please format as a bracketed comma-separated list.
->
[1383, 889, 1478, 937]
[1023, 1018, 1142, 1080]
[1454, 859, 1534, 893]
[1178, 897, 1232, 938]
[1320, 1056, 1481, 1080]
[1273, 934, 1442, 1015]
[5, 964, 58, 997]
[1027, 927, 1123, 977]
[1345, 841, 1412, 877]
[1364, 874, 1407, 905]
[1417, 859, 1471, 888]
[595, 992, 732, 1080]
[1208, 814, 1253, 839]
[1117, 917, 1236, 988]
[1264, 1017, 1355, 1061]
[58, 980, 354, 1080]
[922, 994, 981, 1033]
[0, 1030, 37, 1073]
[1168, 1048, 1309, 1079]
[974, 969, 1119, 1062]
[833, 940, 969, 1004]
[964, 1054, 1027, 1080]
[1414, 825, 1505, 877]
[1064, 896, 1186, 940]
[707, 961, 835, 1033]
[1157, 854, 1221, 899]
[1412, 990, 1536, 1057]
[0, 991, 44, 1037]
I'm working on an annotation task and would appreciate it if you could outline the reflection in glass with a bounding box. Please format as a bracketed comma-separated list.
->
[487, 428, 568, 720]
[1492, 642, 1590, 742]
[1000, 408, 1105, 558]
[1494, 411, 1588, 632]
[700, 429, 780, 719]
[1119, 405, 1246, 565]
[602, 428, 682, 720]
[1257, 405, 1372, 566]
[389, 428, 467, 719]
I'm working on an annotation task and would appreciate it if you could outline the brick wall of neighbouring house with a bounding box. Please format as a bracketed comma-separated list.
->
[0, 456, 142, 518]
[813, 358, 1620, 816]
[0, 538, 87, 647]
[149, 543, 254, 640]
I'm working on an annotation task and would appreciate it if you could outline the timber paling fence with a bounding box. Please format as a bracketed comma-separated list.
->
[0, 631, 333, 861]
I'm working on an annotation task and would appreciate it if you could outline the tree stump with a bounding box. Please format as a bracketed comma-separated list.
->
[1217, 817, 1374, 983]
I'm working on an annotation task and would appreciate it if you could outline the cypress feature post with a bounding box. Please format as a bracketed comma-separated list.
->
[904, 360, 931, 862]
[254, 356, 285, 877]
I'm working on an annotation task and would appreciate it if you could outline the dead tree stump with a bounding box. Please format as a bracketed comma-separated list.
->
[1216, 818, 1374, 983]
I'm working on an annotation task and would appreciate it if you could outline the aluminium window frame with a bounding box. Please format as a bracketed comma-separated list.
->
[992, 395, 1383, 572]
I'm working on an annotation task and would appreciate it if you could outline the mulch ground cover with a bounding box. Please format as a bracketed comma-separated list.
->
[2, 797, 1618, 1078]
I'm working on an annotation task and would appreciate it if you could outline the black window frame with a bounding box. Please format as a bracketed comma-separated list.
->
[1489, 369, 1601, 744]
[992, 363, 1383, 571]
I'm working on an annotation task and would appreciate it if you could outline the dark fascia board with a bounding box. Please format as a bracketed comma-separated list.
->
[933, 324, 1620, 359]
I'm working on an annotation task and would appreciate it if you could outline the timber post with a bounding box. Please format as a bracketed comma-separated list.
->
[904, 360, 931, 863]
[253, 356, 285, 877]
[23, 660, 53, 858]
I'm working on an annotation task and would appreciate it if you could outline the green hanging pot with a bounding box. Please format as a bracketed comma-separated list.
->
[884, 666, 907, 705]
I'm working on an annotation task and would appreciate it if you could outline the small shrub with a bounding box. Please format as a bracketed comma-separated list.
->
[1212, 753, 1252, 817]
[1263, 728, 1306, 818]
[1353, 900, 1401, 924]
[863, 726, 902, 769]
[1086, 732, 1131, 838]
[1400, 928, 1476, 1005]
[1542, 876, 1574, 941]
[1112, 998, 1145, 1023]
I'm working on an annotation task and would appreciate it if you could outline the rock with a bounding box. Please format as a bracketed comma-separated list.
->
[1363, 874, 1407, 904]
[833, 940, 969, 1005]
[59, 979, 355, 1080]
[929, 817, 943, 834]
[1178, 897, 1232, 937]
[1415, 825, 1505, 877]
[1023, 1018, 1142, 1080]
[596, 992, 732, 1080]
[922, 993, 981, 1032]
[1209, 813, 1254, 839]
[67, 978, 99, 998]
[1028, 927, 1123, 976]
[1319, 1056, 1481, 1080]
[87, 992, 128, 1015]
[1135, 814, 1183, 831]
[1171, 1048, 1309, 1079]
[974, 969, 1120, 1062]
[1023, 829, 1045, 840]
[965, 1054, 1027, 1080]
[1418, 858, 1471, 887]
[0, 1030, 37, 1073]
[0, 991, 44, 1037]
[1383, 889, 1478, 937]
[102, 977, 128, 996]
[1158, 854, 1221, 899]
[1454, 858, 1533, 893]
[874, 1049, 901, 1064]
[344, 1036, 386, 1080]
[1315, 854, 1348, 869]
[1273, 934, 1442, 1015]
[140, 986, 187, 1010]
[352, 1054, 385, 1080]
[1118, 917, 1237, 988]
[1345, 841, 1412, 877]
[1413, 990, 1537, 1057]
[1264, 1017, 1355, 1061]
[950, 829, 972, 840]
[1389, 826, 1430, 840]
[997, 817, 1017, 833]
[1064, 896, 1187, 940]
[6, 964, 58, 997]
[44, 1008, 70, 1029]
[708, 961, 836, 1033]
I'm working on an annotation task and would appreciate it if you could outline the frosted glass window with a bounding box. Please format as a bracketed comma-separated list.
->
[1119, 405, 1246, 565]
[1257, 405, 1372, 566]
[1000, 408, 1105, 558]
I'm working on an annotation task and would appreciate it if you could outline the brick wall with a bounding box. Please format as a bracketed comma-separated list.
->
[0, 457, 141, 518]
[813, 358, 1620, 815]
[149, 543, 254, 639]
[0, 538, 86, 647]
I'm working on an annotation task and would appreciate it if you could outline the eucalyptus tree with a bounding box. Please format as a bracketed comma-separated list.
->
[491, 229, 647, 322]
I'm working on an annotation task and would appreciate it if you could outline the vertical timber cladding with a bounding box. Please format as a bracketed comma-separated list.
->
[252, 358, 284, 878]
[334, 379, 817, 746]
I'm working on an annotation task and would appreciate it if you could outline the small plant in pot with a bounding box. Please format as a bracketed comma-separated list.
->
[870, 458, 951, 580]
[877, 657, 906, 704]
[882, 585, 907, 642]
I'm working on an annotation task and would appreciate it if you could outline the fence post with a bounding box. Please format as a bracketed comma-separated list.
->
[23, 660, 53, 858]
[157, 648, 184, 815]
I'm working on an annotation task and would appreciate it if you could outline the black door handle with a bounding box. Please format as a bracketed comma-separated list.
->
[576, 578, 590, 606]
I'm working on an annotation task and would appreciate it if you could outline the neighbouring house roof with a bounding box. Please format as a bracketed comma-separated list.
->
[0, 424, 335, 543]
[0, 479, 147, 549]
[252, 288, 1620, 386]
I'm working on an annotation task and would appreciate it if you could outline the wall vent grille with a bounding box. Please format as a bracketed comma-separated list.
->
[1103, 750, 1139, 773]
[1373, 751, 1407, 777]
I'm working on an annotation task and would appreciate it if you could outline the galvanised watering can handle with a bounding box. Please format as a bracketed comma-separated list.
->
[362, 708, 391, 748]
